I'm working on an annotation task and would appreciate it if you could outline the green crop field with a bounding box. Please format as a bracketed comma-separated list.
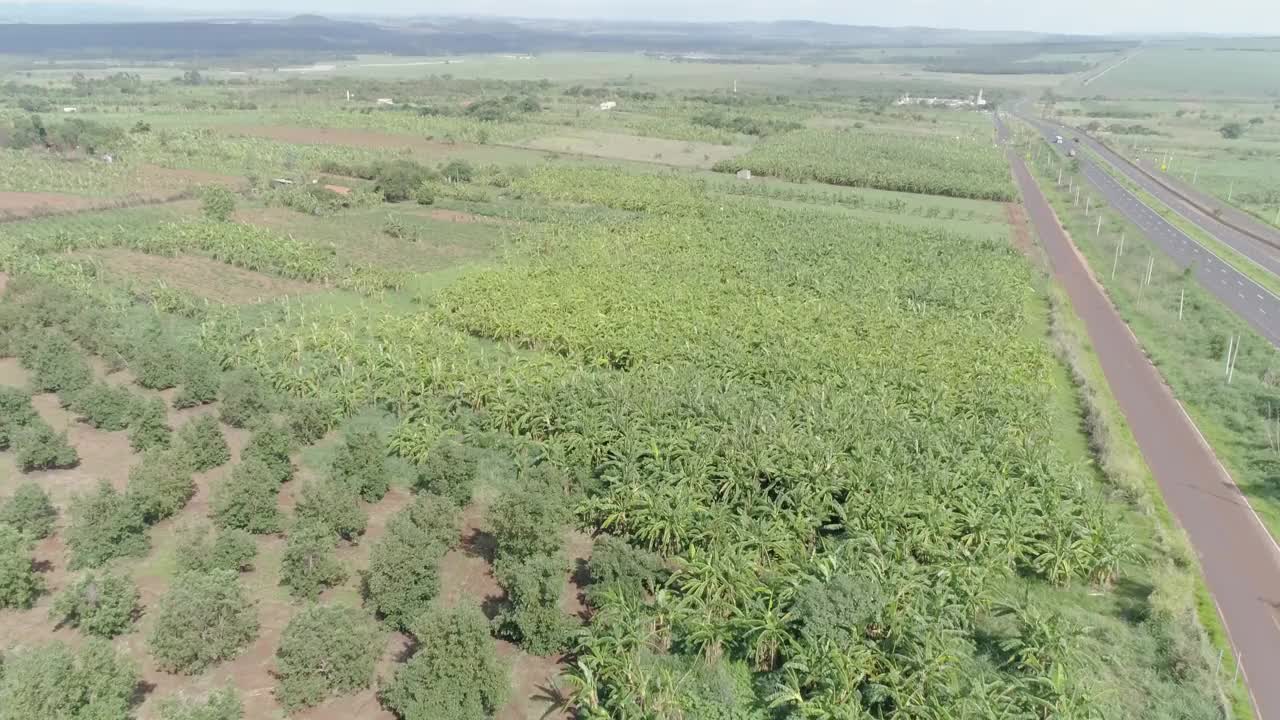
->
[1087, 47, 1280, 98]
[0, 34, 1248, 720]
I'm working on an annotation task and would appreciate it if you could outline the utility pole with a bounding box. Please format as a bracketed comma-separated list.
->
[1225, 335, 1235, 378]
[1096, 214, 1103, 236]
[1228, 336, 1242, 384]
[1086, 196, 1092, 215]
[1192, 166, 1199, 184]
[1111, 239, 1122, 279]
[1057, 167, 1063, 186]
[1179, 287, 1185, 321]
[1075, 185, 1081, 206]
[1228, 182, 1235, 203]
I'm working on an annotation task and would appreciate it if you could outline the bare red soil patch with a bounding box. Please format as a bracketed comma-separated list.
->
[0, 191, 102, 219]
[137, 164, 243, 190]
[84, 249, 321, 304]
[228, 125, 465, 155]
[1005, 202, 1035, 258]
[422, 208, 511, 225]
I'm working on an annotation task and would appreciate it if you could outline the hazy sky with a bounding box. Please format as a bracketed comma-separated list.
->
[2, 0, 1278, 35]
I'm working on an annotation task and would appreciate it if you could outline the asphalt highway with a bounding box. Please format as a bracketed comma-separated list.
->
[1015, 111, 1280, 348]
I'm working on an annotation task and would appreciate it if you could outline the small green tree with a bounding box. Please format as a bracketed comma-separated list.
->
[488, 477, 569, 562]
[68, 382, 136, 431]
[202, 186, 236, 222]
[175, 524, 258, 574]
[0, 640, 139, 720]
[0, 482, 57, 539]
[23, 331, 92, 396]
[295, 479, 367, 541]
[125, 450, 196, 524]
[275, 604, 383, 711]
[174, 354, 221, 408]
[14, 421, 79, 471]
[585, 534, 664, 605]
[280, 522, 346, 600]
[441, 159, 474, 183]
[174, 415, 231, 471]
[133, 339, 186, 390]
[330, 427, 390, 502]
[0, 524, 42, 609]
[373, 160, 433, 202]
[156, 687, 244, 720]
[218, 369, 271, 429]
[413, 438, 477, 506]
[241, 423, 294, 485]
[493, 553, 575, 655]
[0, 386, 37, 449]
[1220, 122, 1245, 140]
[50, 571, 139, 638]
[362, 495, 457, 630]
[381, 606, 508, 720]
[210, 458, 283, 534]
[129, 396, 172, 452]
[149, 570, 259, 674]
[66, 481, 148, 569]
[286, 395, 337, 444]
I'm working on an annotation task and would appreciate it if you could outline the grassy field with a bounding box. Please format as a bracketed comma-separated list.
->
[1087, 46, 1280, 98]
[0, 47, 1246, 720]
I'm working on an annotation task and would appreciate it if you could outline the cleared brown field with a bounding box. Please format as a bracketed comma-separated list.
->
[521, 130, 747, 168]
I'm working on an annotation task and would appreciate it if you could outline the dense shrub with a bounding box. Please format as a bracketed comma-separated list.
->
[156, 687, 244, 720]
[50, 571, 139, 638]
[280, 522, 346, 600]
[133, 339, 186, 390]
[125, 450, 196, 524]
[13, 420, 79, 471]
[240, 423, 294, 485]
[295, 479, 367, 541]
[0, 524, 42, 609]
[585, 534, 664, 605]
[413, 438, 477, 506]
[23, 330, 92, 395]
[66, 481, 149, 569]
[0, 482, 57, 539]
[275, 604, 382, 711]
[441, 159, 474, 183]
[381, 605, 507, 720]
[792, 572, 886, 652]
[210, 458, 283, 534]
[149, 570, 259, 674]
[129, 396, 172, 452]
[68, 381, 136, 431]
[175, 415, 231, 471]
[286, 395, 337, 444]
[330, 427, 390, 502]
[488, 473, 570, 562]
[373, 160, 434, 202]
[174, 355, 221, 408]
[175, 524, 257, 574]
[202, 186, 237, 222]
[493, 553, 575, 655]
[0, 386, 37, 449]
[0, 640, 139, 720]
[362, 494, 458, 630]
[218, 369, 271, 428]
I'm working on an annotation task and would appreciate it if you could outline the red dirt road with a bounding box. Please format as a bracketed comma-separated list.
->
[1003, 122, 1280, 718]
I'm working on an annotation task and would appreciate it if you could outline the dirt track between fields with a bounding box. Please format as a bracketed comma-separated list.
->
[1000, 116, 1280, 719]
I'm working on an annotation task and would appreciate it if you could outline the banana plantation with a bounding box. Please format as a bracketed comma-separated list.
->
[0, 160, 1225, 719]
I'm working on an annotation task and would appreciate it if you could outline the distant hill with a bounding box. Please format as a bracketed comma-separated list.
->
[0, 14, 1090, 59]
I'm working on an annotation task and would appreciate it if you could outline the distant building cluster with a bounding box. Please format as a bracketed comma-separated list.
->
[894, 89, 987, 109]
